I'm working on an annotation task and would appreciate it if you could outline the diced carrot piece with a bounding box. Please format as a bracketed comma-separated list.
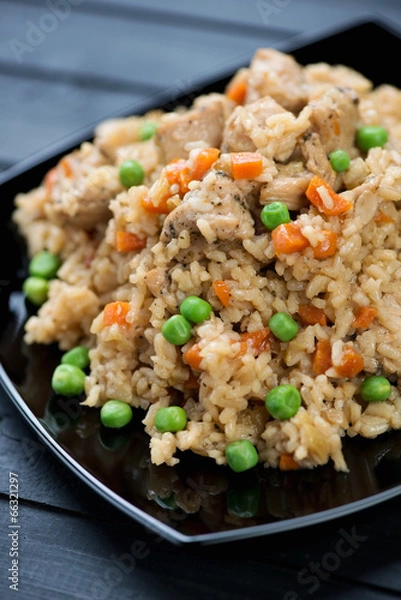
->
[298, 305, 327, 327]
[115, 231, 146, 253]
[305, 176, 352, 216]
[174, 148, 220, 194]
[312, 230, 338, 259]
[212, 280, 231, 307]
[165, 158, 187, 186]
[238, 328, 271, 357]
[335, 346, 364, 378]
[226, 80, 247, 105]
[140, 194, 171, 214]
[311, 339, 332, 375]
[352, 306, 378, 329]
[279, 453, 300, 471]
[163, 149, 221, 197]
[59, 156, 73, 178]
[182, 343, 203, 371]
[190, 147, 220, 181]
[103, 301, 130, 326]
[374, 211, 394, 224]
[178, 167, 192, 195]
[44, 167, 58, 196]
[230, 152, 263, 180]
[272, 222, 310, 255]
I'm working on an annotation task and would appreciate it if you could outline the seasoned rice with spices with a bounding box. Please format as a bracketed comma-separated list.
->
[12, 48, 401, 473]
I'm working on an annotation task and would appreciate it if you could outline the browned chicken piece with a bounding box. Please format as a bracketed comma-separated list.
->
[303, 62, 372, 100]
[307, 86, 359, 156]
[299, 132, 337, 188]
[161, 170, 254, 243]
[260, 162, 312, 211]
[245, 48, 307, 113]
[299, 87, 360, 188]
[45, 165, 123, 230]
[193, 92, 235, 122]
[222, 95, 287, 153]
[43, 143, 124, 230]
[156, 94, 234, 163]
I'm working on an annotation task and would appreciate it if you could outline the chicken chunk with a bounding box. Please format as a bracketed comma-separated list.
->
[299, 87, 360, 186]
[304, 62, 372, 101]
[222, 96, 312, 162]
[43, 142, 124, 230]
[156, 94, 234, 163]
[161, 170, 254, 244]
[260, 162, 312, 211]
[222, 95, 287, 153]
[299, 132, 336, 187]
[245, 48, 306, 113]
[307, 86, 359, 156]
[44, 165, 123, 230]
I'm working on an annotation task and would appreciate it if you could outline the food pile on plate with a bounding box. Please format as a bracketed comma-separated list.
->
[13, 47, 401, 473]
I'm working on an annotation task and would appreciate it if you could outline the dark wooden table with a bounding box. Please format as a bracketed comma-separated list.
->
[2, 1, 401, 598]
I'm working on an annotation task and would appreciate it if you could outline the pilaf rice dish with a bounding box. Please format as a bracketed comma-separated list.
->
[12, 47, 401, 473]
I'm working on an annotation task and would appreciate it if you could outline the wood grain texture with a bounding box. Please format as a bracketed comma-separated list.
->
[1, 488, 401, 600]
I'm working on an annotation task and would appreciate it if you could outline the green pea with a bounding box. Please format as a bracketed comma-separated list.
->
[155, 406, 187, 433]
[100, 399, 133, 429]
[23, 276, 49, 306]
[180, 296, 212, 324]
[360, 376, 391, 402]
[61, 346, 90, 370]
[328, 149, 351, 172]
[139, 122, 157, 141]
[268, 312, 299, 342]
[119, 159, 145, 188]
[356, 126, 388, 152]
[260, 202, 290, 230]
[51, 364, 86, 397]
[265, 384, 302, 420]
[225, 440, 259, 473]
[161, 314, 192, 345]
[28, 250, 61, 279]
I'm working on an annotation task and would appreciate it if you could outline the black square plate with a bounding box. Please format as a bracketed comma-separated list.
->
[2, 17, 401, 545]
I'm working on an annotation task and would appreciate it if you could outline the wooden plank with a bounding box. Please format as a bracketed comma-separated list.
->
[0, 73, 147, 167]
[231, 499, 401, 596]
[0, 0, 293, 168]
[0, 498, 399, 600]
[8, 0, 299, 36]
[0, 160, 13, 173]
[0, 393, 110, 516]
[68, 0, 401, 34]
[0, 1, 286, 89]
